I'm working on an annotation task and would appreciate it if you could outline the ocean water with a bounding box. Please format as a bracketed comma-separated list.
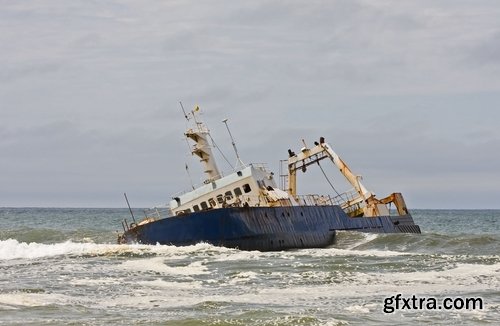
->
[0, 208, 498, 325]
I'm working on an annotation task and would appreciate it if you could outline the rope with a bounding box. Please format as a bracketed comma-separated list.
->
[208, 134, 234, 170]
[317, 161, 342, 197]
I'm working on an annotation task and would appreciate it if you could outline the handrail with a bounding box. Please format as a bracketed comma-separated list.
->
[145, 188, 369, 220]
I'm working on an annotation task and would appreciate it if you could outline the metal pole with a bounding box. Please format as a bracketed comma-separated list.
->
[179, 101, 189, 120]
[222, 118, 244, 168]
[124, 192, 136, 224]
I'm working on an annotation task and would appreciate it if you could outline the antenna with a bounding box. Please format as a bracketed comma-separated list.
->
[222, 118, 245, 168]
[124, 192, 136, 224]
[179, 101, 189, 121]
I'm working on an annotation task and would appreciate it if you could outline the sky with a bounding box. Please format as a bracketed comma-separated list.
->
[1, 0, 500, 209]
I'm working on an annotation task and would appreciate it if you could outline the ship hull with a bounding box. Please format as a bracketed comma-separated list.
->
[121, 205, 420, 251]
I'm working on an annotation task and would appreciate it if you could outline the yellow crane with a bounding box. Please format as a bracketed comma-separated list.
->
[287, 137, 409, 218]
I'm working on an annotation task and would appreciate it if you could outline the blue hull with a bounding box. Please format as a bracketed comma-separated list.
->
[121, 205, 420, 251]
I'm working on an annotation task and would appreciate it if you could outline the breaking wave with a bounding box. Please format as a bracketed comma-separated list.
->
[0, 239, 229, 261]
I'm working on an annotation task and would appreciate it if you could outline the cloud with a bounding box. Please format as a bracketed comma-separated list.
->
[1, 0, 500, 208]
[465, 30, 500, 66]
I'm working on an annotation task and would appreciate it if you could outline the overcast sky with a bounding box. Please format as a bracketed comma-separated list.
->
[1, 0, 500, 208]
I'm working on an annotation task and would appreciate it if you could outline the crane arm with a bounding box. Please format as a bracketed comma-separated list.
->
[286, 138, 373, 202]
[320, 142, 373, 200]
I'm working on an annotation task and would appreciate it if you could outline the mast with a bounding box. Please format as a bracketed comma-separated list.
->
[184, 106, 221, 182]
[222, 118, 245, 169]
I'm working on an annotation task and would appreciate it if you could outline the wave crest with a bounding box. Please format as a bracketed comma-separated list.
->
[0, 239, 229, 260]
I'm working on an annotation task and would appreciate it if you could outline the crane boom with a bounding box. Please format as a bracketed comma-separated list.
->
[287, 138, 371, 198]
[287, 137, 394, 217]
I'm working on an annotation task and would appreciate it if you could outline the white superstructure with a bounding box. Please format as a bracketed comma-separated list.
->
[169, 107, 295, 216]
[184, 108, 221, 182]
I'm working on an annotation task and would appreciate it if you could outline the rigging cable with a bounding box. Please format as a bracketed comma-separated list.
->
[197, 116, 234, 170]
[182, 138, 196, 190]
[208, 134, 234, 170]
[317, 161, 342, 197]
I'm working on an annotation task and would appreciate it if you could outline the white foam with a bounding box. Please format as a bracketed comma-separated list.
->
[285, 246, 413, 258]
[0, 239, 231, 261]
[344, 232, 380, 249]
[385, 262, 500, 289]
[233, 271, 259, 279]
[208, 244, 412, 263]
[238, 261, 500, 303]
[120, 257, 210, 275]
[0, 239, 99, 260]
[321, 320, 350, 326]
[136, 278, 203, 289]
[210, 249, 270, 262]
[0, 239, 184, 260]
[0, 292, 71, 309]
[345, 304, 370, 313]
[147, 241, 233, 256]
[70, 277, 123, 286]
[228, 271, 260, 285]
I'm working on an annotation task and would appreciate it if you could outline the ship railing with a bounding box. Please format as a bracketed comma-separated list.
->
[296, 194, 334, 206]
[231, 194, 293, 208]
[330, 189, 362, 206]
[143, 206, 172, 220]
[328, 189, 367, 214]
[235, 193, 339, 208]
[235, 191, 364, 209]
[248, 162, 269, 172]
[294, 189, 365, 208]
[166, 190, 367, 216]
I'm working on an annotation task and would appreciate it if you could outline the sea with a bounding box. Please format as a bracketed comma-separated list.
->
[0, 208, 498, 325]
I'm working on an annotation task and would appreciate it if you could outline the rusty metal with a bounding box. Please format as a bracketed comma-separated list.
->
[287, 137, 410, 218]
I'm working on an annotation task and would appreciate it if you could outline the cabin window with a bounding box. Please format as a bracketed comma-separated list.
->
[200, 201, 208, 210]
[225, 191, 233, 201]
[243, 183, 252, 193]
[237, 171, 243, 177]
[216, 194, 224, 204]
[193, 205, 200, 212]
[234, 187, 242, 196]
[208, 198, 216, 207]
